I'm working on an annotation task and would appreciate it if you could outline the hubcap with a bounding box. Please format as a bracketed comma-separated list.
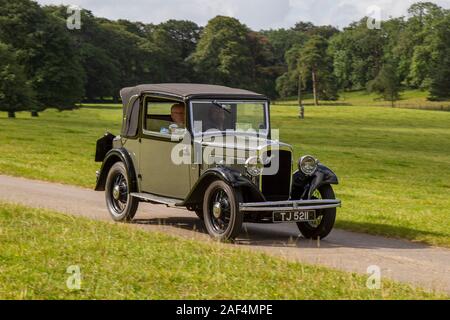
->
[113, 185, 121, 200]
[213, 202, 222, 218]
[208, 188, 232, 234]
[110, 173, 128, 214]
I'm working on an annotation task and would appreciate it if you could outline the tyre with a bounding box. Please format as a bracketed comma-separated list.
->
[203, 180, 243, 241]
[105, 162, 139, 222]
[297, 184, 336, 239]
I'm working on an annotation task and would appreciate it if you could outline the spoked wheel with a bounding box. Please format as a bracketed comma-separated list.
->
[105, 162, 139, 222]
[297, 184, 336, 239]
[203, 180, 243, 241]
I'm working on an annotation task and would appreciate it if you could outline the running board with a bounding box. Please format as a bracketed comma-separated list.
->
[130, 192, 183, 207]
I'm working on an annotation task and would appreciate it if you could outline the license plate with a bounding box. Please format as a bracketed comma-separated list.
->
[273, 210, 316, 222]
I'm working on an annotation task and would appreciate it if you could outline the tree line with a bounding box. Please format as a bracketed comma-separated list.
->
[0, 0, 449, 117]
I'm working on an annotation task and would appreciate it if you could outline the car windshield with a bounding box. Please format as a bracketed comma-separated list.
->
[191, 101, 268, 136]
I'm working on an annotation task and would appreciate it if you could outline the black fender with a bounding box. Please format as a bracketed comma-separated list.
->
[291, 164, 338, 200]
[180, 166, 265, 209]
[95, 148, 138, 192]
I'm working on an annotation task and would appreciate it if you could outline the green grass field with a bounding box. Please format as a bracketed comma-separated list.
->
[276, 89, 450, 111]
[0, 202, 444, 300]
[0, 91, 449, 247]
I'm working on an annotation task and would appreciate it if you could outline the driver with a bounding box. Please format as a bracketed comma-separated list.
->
[170, 103, 185, 127]
[159, 103, 185, 134]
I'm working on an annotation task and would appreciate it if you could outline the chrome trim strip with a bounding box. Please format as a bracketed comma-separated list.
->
[242, 199, 341, 207]
[239, 199, 341, 212]
[240, 204, 340, 212]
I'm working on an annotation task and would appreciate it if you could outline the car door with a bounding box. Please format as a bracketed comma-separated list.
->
[139, 99, 192, 199]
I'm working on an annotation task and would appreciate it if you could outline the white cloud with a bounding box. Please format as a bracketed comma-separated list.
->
[35, 0, 450, 29]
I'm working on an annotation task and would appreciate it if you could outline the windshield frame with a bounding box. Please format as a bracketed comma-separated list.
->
[189, 99, 270, 138]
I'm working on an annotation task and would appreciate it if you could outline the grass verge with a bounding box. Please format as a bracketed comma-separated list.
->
[0, 202, 445, 300]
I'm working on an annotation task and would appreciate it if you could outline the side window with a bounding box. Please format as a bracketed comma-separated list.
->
[144, 101, 186, 135]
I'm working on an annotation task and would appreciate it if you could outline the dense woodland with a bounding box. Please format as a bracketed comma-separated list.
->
[0, 0, 449, 117]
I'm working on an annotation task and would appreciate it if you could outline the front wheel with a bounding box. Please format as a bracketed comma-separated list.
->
[105, 162, 139, 222]
[297, 184, 336, 239]
[203, 180, 243, 241]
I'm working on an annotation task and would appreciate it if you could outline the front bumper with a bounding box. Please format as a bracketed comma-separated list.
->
[239, 199, 341, 213]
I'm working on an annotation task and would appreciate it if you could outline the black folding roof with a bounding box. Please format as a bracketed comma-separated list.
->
[119, 83, 268, 138]
[120, 83, 267, 106]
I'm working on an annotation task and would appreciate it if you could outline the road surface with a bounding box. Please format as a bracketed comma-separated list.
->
[0, 174, 449, 294]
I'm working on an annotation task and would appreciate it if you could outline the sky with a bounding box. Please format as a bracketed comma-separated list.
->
[35, 0, 450, 30]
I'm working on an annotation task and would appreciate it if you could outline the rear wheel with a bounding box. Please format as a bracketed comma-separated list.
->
[297, 184, 336, 239]
[105, 162, 139, 222]
[203, 180, 243, 241]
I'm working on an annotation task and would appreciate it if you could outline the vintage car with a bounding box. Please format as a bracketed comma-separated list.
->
[95, 84, 341, 241]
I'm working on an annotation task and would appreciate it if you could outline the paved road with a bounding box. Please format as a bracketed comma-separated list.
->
[1, 174, 449, 294]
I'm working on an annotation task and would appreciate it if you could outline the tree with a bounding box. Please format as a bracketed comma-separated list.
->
[44, 7, 119, 101]
[408, 45, 433, 88]
[190, 17, 279, 96]
[0, 0, 85, 111]
[275, 72, 298, 98]
[46, 7, 156, 101]
[392, 2, 450, 99]
[408, 2, 444, 23]
[293, 22, 339, 39]
[146, 20, 201, 82]
[46, 6, 202, 99]
[261, 28, 306, 65]
[428, 14, 450, 100]
[297, 36, 338, 104]
[93, 21, 147, 98]
[189, 16, 253, 88]
[246, 31, 281, 97]
[116, 19, 148, 38]
[156, 20, 202, 59]
[382, 18, 407, 86]
[393, 2, 446, 88]
[275, 36, 338, 102]
[367, 63, 401, 107]
[328, 19, 385, 90]
[331, 48, 352, 93]
[0, 43, 35, 118]
[298, 38, 321, 105]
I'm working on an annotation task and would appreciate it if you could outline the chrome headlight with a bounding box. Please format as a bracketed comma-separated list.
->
[245, 156, 264, 177]
[299, 155, 318, 175]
